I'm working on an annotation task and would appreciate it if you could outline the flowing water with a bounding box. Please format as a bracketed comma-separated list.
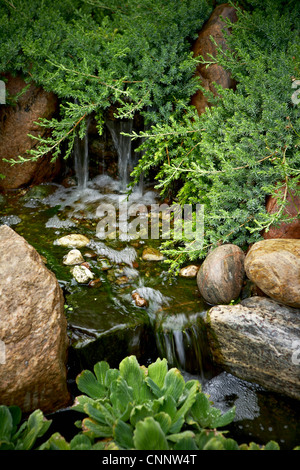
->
[1, 122, 300, 449]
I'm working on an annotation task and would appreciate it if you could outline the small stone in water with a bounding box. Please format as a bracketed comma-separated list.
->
[179, 265, 200, 278]
[55, 234, 90, 248]
[132, 292, 148, 308]
[142, 247, 164, 261]
[63, 249, 84, 266]
[88, 278, 102, 288]
[72, 265, 94, 283]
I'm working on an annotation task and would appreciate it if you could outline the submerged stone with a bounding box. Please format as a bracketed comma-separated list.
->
[55, 233, 90, 248]
[63, 249, 85, 266]
[71, 265, 94, 283]
[142, 247, 164, 261]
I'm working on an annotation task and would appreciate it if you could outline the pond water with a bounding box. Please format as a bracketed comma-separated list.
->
[1, 175, 300, 449]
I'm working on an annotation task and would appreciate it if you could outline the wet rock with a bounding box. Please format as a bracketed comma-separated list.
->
[63, 249, 84, 266]
[98, 257, 112, 270]
[72, 265, 94, 284]
[132, 292, 148, 308]
[244, 239, 300, 308]
[197, 244, 245, 305]
[115, 275, 130, 286]
[206, 297, 300, 401]
[55, 234, 90, 248]
[88, 278, 102, 288]
[179, 265, 200, 278]
[191, 3, 238, 116]
[0, 74, 60, 191]
[0, 225, 70, 413]
[142, 247, 164, 261]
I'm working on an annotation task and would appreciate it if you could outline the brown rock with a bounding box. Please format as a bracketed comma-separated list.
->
[263, 185, 300, 239]
[179, 265, 200, 278]
[132, 292, 148, 308]
[197, 244, 245, 305]
[191, 3, 238, 116]
[244, 239, 300, 308]
[0, 74, 60, 190]
[0, 225, 70, 413]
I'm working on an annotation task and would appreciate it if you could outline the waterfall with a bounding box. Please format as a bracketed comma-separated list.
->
[155, 314, 214, 384]
[74, 116, 91, 189]
[105, 119, 134, 193]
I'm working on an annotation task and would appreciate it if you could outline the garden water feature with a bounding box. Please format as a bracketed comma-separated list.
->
[0, 131, 299, 449]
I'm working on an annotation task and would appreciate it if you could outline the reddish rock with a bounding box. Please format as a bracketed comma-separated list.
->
[191, 3, 238, 116]
[263, 185, 300, 239]
[197, 244, 245, 305]
[0, 74, 60, 190]
[0, 225, 70, 414]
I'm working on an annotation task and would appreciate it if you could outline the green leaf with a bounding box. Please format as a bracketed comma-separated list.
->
[94, 361, 110, 386]
[70, 434, 93, 450]
[133, 417, 169, 450]
[147, 357, 168, 388]
[162, 368, 185, 402]
[130, 404, 153, 427]
[264, 441, 280, 450]
[153, 412, 172, 434]
[113, 420, 134, 449]
[110, 375, 134, 413]
[76, 369, 107, 399]
[39, 432, 70, 450]
[119, 355, 151, 402]
[0, 406, 13, 441]
[81, 418, 112, 439]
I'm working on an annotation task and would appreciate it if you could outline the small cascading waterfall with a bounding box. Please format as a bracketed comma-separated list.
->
[74, 116, 91, 189]
[105, 118, 135, 193]
[155, 315, 215, 384]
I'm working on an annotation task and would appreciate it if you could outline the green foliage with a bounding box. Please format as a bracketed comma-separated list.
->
[130, 0, 300, 272]
[59, 355, 238, 450]
[0, 0, 212, 164]
[0, 356, 299, 450]
[0, 405, 51, 450]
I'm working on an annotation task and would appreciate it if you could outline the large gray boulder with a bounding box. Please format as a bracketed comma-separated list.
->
[205, 296, 300, 400]
[0, 225, 70, 413]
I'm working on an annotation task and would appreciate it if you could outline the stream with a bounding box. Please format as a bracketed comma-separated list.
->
[0, 119, 300, 449]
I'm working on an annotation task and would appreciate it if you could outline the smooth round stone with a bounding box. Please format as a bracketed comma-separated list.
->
[197, 244, 245, 305]
[142, 247, 164, 261]
[63, 249, 84, 266]
[55, 234, 90, 248]
[179, 265, 200, 278]
[71, 265, 94, 283]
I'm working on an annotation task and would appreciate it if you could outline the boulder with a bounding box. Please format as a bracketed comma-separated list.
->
[206, 297, 300, 401]
[263, 185, 300, 239]
[197, 244, 245, 305]
[191, 3, 238, 116]
[0, 225, 70, 413]
[0, 74, 60, 190]
[244, 239, 300, 308]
